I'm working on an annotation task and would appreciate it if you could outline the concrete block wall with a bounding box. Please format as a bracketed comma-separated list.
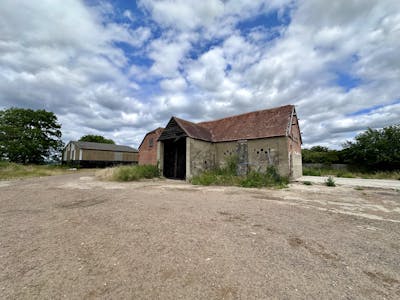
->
[187, 138, 215, 179]
[291, 152, 303, 179]
[247, 137, 290, 177]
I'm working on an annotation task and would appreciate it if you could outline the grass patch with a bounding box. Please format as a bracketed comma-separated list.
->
[0, 161, 73, 180]
[303, 167, 400, 180]
[191, 164, 288, 189]
[100, 165, 160, 182]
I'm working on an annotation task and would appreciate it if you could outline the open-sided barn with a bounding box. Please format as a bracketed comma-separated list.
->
[62, 141, 138, 167]
[157, 104, 302, 180]
[138, 127, 164, 165]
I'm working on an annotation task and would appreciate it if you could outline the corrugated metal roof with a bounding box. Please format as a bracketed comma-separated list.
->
[71, 141, 138, 152]
[168, 105, 295, 142]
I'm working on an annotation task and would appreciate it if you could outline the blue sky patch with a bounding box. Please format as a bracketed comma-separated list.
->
[347, 99, 400, 116]
[335, 71, 361, 91]
[237, 9, 290, 31]
[188, 38, 224, 60]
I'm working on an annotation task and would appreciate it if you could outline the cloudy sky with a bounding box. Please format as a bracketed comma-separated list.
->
[1, 0, 399, 149]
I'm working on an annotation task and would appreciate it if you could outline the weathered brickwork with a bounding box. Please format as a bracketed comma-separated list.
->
[138, 128, 163, 165]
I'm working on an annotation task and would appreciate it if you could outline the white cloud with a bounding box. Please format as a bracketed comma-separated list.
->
[160, 77, 187, 91]
[148, 34, 192, 76]
[1, 0, 399, 150]
[0, 0, 153, 146]
[139, 0, 225, 31]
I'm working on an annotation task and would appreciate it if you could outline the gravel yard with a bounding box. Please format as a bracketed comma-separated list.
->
[1, 173, 399, 299]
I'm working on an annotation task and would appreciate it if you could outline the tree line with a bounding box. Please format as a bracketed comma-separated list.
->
[303, 125, 400, 171]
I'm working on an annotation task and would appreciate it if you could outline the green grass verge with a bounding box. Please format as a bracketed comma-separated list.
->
[0, 161, 72, 180]
[303, 167, 400, 180]
[110, 165, 160, 181]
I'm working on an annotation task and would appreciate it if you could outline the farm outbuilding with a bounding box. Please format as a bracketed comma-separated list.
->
[62, 141, 138, 167]
[157, 104, 302, 180]
[138, 127, 164, 165]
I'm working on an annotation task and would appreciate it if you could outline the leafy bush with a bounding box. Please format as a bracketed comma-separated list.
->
[325, 176, 336, 187]
[302, 147, 341, 164]
[191, 165, 288, 188]
[190, 172, 215, 186]
[79, 134, 114, 144]
[343, 125, 400, 170]
[240, 166, 286, 188]
[112, 165, 159, 181]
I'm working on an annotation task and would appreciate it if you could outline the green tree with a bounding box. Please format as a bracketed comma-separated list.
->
[343, 125, 400, 170]
[302, 147, 340, 164]
[310, 146, 329, 152]
[79, 134, 115, 144]
[0, 108, 64, 164]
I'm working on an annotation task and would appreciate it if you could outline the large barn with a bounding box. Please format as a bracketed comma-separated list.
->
[62, 141, 138, 167]
[156, 104, 302, 180]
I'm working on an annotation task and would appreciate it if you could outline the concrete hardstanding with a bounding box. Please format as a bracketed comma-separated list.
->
[2, 174, 399, 299]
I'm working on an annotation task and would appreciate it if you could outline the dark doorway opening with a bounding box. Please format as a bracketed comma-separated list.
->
[163, 138, 186, 179]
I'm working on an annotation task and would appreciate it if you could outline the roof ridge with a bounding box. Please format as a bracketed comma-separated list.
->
[174, 116, 205, 126]
[198, 104, 294, 125]
[74, 140, 128, 146]
[71, 141, 138, 152]
[173, 116, 211, 131]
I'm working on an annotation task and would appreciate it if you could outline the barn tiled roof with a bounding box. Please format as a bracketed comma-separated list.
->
[72, 141, 138, 152]
[173, 105, 295, 142]
[174, 118, 213, 141]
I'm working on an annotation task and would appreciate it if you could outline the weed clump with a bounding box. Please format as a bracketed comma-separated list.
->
[112, 165, 159, 181]
[325, 176, 336, 187]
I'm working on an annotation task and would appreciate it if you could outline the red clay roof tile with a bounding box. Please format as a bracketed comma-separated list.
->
[172, 104, 295, 142]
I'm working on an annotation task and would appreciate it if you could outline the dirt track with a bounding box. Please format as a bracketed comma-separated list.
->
[1, 173, 400, 299]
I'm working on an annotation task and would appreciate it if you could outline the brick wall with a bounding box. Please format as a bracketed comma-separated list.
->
[138, 128, 163, 165]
